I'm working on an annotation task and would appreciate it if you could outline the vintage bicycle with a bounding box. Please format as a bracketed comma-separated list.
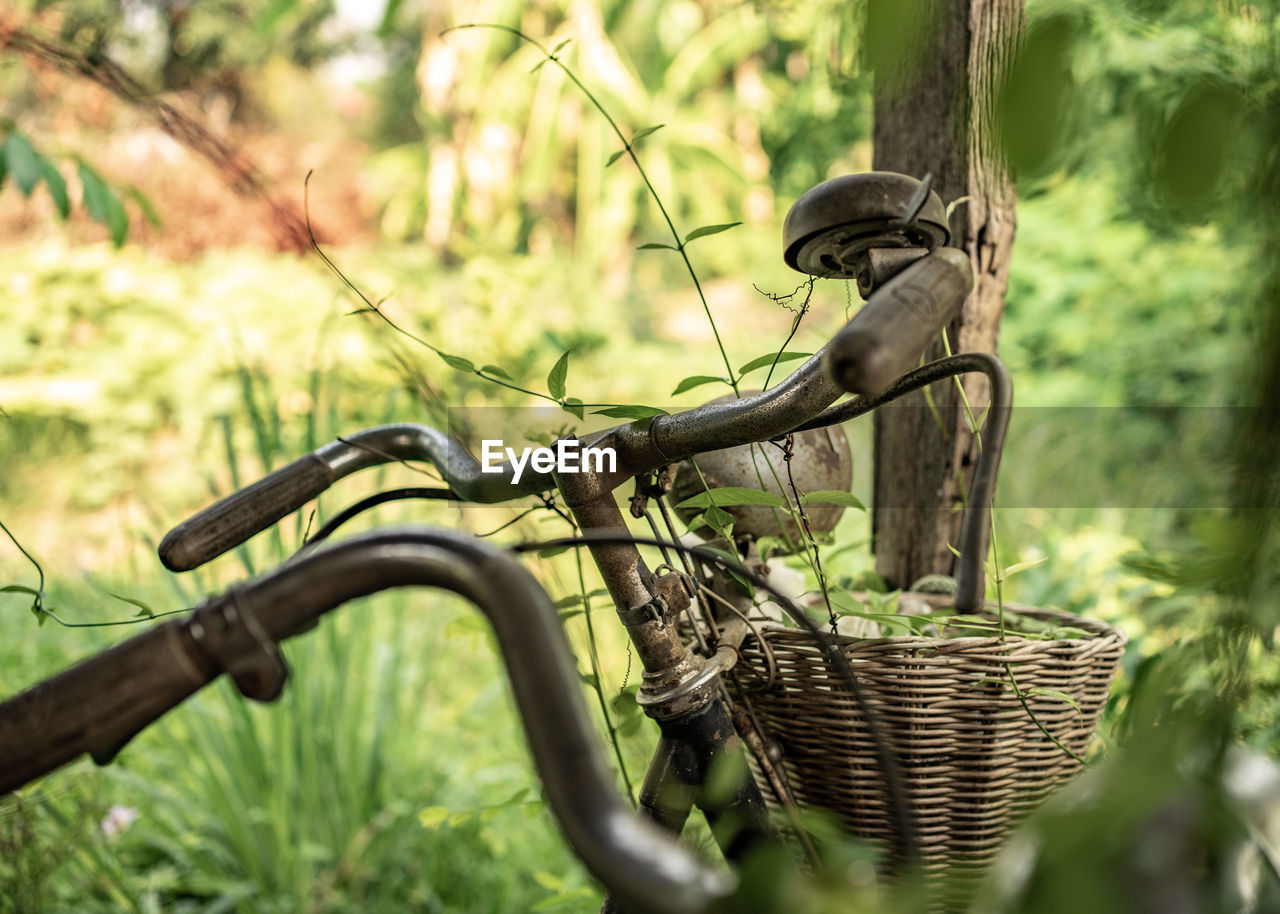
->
[0, 172, 1122, 913]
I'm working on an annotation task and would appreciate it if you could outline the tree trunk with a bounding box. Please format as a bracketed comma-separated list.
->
[870, 0, 1024, 590]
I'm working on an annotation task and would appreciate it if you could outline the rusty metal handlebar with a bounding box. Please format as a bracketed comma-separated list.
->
[2, 528, 732, 914]
[824, 247, 971, 397]
[797, 352, 1013, 612]
[158, 425, 546, 571]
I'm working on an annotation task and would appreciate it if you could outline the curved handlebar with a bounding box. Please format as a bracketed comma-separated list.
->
[161, 248, 973, 571]
[797, 352, 1012, 612]
[158, 424, 545, 571]
[2, 528, 733, 914]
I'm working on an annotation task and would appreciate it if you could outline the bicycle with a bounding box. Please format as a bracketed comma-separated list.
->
[0, 171, 1016, 913]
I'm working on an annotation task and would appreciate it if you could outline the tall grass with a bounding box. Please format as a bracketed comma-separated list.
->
[2, 348, 604, 913]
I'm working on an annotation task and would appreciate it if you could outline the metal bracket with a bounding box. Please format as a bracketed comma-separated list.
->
[630, 466, 675, 518]
[617, 593, 668, 628]
[615, 571, 694, 629]
[189, 588, 289, 702]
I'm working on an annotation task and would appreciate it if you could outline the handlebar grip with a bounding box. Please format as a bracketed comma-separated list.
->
[159, 453, 334, 571]
[0, 620, 215, 795]
[824, 247, 973, 398]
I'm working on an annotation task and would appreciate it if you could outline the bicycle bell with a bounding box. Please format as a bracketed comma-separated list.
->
[783, 171, 950, 296]
[668, 393, 853, 554]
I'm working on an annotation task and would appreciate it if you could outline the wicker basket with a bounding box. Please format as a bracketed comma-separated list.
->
[732, 598, 1125, 900]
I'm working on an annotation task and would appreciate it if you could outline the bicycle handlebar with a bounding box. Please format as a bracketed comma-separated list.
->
[795, 352, 1012, 613]
[824, 247, 971, 397]
[160, 247, 973, 571]
[2, 528, 733, 914]
[159, 424, 545, 571]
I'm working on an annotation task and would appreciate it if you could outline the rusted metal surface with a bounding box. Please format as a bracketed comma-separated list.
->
[783, 171, 949, 279]
[823, 247, 974, 398]
[555, 468, 693, 680]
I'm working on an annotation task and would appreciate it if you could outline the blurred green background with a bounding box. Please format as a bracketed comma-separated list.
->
[1, 0, 1276, 911]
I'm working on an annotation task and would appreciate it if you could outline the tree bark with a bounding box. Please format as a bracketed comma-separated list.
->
[870, 0, 1023, 589]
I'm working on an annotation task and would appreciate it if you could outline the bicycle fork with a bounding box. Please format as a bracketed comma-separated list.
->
[554, 469, 779, 912]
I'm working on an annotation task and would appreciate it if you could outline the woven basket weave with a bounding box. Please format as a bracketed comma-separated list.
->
[732, 598, 1125, 897]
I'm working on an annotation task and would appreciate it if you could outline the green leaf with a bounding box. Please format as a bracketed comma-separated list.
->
[676, 487, 787, 510]
[0, 584, 41, 596]
[105, 192, 128, 247]
[801, 490, 865, 510]
[530, 58, 547, 74]
[697, 544, 752, 593]
[551, 38, 572, 56]
[946, 614, 999, 627]
[547, 350, 570, 400]
[618, 713, 644, 736]
[698, 506, 735, 541]
[124, 186, 161, 228]
[108, 592, 155, 619]
[671, 375, 727, 396]
[498, 787, 531, 808]
[1003, 556, 1049, 578]
[39, 159, 69, 218]
[737, 351, 812, 375]
[77, 161, 129, 246]
[376, 0, 405, 37]
[1045, 626, 1094, 640]
[561, 397, 584, 420]
[1026, 687, 1083, 721]
[538, 545, 569, 559]
[555, 589, 607, 609]
[637, 242, 677, 251]
[480, 364, 512, 380]
[606, 149, 626, 167]
[418, 806, 450, 828]
[590, 405, 667, 419]
[578, 671, 599, 690]
[684, 222, 741, 244]
[78, 160, 109, 221]
[611, 685, 640, 714]
[532, 887, 597, 912]
[828, 593, 929, 634]
[631, 124, 663, 142]
[436, 350, 475, 372]
[5, 134, 40, 196]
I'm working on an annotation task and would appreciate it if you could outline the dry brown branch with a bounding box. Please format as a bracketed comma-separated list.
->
[0, 22, 316, 253]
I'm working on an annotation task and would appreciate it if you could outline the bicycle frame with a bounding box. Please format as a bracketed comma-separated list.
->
[1, 173, 1017, 911]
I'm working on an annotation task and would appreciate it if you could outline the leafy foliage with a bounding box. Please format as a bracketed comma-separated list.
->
[0, 127, 140, 247]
